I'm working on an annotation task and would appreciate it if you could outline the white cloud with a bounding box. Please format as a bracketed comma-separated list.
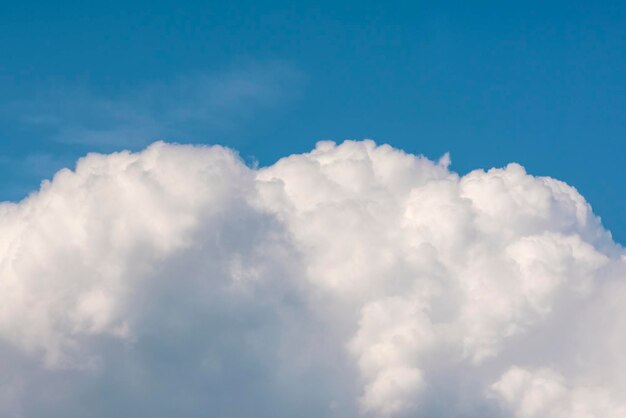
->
[0, 140, 624, 417]
[491, 367, 626, 418]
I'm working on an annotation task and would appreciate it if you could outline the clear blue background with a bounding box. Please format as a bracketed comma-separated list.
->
[1, 0, 624, 243]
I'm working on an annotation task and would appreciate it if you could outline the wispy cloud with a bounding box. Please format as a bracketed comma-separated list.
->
[7, 60, 303, 149]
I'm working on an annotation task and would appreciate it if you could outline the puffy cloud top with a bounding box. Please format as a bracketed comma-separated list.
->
[0, 140, 624, 417]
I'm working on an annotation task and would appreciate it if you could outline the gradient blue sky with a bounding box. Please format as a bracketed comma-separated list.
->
[1, 0, 624, 242]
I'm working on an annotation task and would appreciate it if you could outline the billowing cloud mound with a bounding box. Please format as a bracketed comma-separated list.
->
[0, 140, 624, 417]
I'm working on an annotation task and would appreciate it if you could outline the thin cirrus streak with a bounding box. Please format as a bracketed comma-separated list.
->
[4, 61, 302, 149]
[0, 140, 624, 418]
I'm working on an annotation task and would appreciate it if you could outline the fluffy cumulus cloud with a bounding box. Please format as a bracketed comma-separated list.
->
[0, 140, 624, 417]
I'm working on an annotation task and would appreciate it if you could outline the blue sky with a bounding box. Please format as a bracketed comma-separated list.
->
[1, 0, 624, 242]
